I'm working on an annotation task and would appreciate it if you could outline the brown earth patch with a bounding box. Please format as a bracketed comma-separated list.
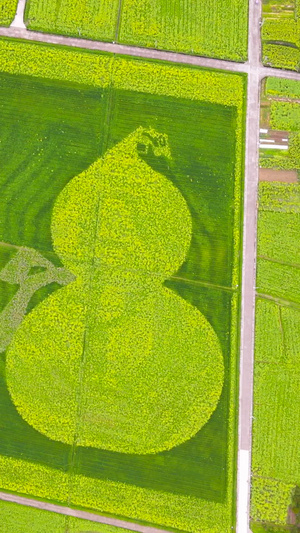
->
[259, 168, 298, 183]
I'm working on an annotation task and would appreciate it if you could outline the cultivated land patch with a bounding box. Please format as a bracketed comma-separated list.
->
[25, 0, 248, 62]
[0, 39, 246, 533]
[261, 0, 300, 72]
[251, 79, 300, 531]
[25, 0, 119, 42]
[0, 0, 18, 27]
[260, 78, 300, 175]
[0, 499, 131, 533]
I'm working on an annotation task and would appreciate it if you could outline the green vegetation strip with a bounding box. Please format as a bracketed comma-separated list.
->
[266, 78, 300, 100]
[0, 0, 18, 27]
[25, 0, 248, 62]
[251, 182, 300, 527]
[0, 499, 131, 532]
[25, 0, 119, 42]
[262, 0, 300, 71]
[118, 0, 247, 61]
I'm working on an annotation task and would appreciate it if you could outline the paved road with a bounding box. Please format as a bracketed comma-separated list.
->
[0, 491, 170, 533]
[0, 2, 299, 533]
[236, 0, 261, 529]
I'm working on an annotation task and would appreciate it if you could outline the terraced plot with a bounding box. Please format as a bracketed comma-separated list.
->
[25, 0, 248, 61]
[0, 40, 245, 533]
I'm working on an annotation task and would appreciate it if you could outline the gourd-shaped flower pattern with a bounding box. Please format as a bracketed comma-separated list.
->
[6, 127, 224, 454]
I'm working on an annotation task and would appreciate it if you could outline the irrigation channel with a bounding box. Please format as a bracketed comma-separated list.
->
[0, 1, 300, 532]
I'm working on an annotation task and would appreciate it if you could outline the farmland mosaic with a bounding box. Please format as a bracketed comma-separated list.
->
[251, 78, 300, 531]
[25, 0, 248, 62]
[0, 40, 246, 533]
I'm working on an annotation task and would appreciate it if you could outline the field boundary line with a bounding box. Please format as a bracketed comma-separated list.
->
[0, 491, 172, 533]
[256, 292, 300, 309]
[257, 254, 300, 270]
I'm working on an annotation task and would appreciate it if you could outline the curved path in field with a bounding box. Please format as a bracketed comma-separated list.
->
[0, 2, 299, 533]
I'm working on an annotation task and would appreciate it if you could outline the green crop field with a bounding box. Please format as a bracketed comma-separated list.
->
[25, 0, 248, 62]
[260, 78, 300, 172]
[0, 39, 246, 533]
[0, 500, 131, 533]
[118, 0, 248, 61]
[251, 181, 300, 529]
[0, 0, 18, 26]
[261, 0, 300, 71]
[25, 0, 119, 42]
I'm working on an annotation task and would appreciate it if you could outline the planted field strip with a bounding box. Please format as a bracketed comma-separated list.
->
[261, 0, 300, 72]
[25, 0, 248, 62]
[251, 179, 300, 528]
[25, 0, 120, 41]
[0, 499, 132, 533]
[260, 79, 300, 172]
[0, 0, 18, 27]
[0, 40, 245, 533]
[119, 0, 248, 61]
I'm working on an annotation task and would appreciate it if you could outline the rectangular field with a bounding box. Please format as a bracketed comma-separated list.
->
[0, 39, 246, 533]
[25, 0, 248, 61]
[118, 0, 248, 61]
[251, 182, 300, 528]
[25, 0, 119, 41]
[260, 78, 300, 172]
[261, 0, 300, 71]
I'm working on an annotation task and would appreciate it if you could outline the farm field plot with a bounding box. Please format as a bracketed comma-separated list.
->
[0, 39, 246, 533]
[25, 0, 119, 41]
[259, 78, 300, 173]
[0, 0, 18, 26]
[24, 0, 248, 62]
[251, 79, 300, 531]
[261, 0, 300, 71]
[0, 499, 131, 533]
[118, 0, 248, 61]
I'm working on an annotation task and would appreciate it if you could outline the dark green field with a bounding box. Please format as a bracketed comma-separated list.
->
[0, 66, 242, 532]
